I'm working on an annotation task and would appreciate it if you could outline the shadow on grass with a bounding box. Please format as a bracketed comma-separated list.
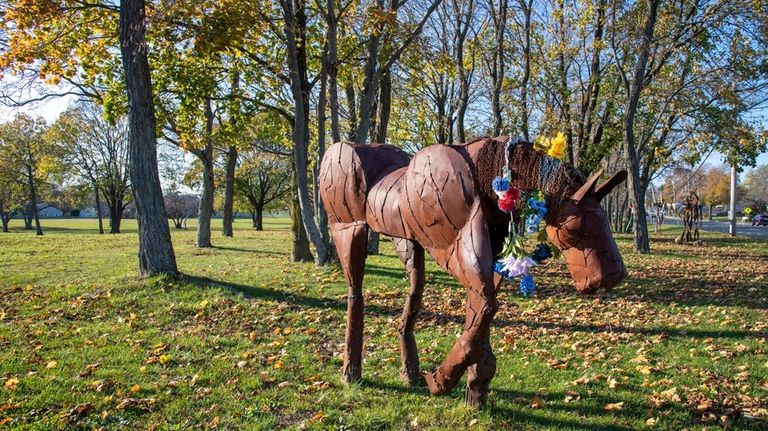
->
[358, 379, 648, 430]
[183, 275, 765, 342]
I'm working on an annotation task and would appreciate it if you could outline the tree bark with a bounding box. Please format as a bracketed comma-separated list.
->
[222, 145, 238, 237]
[119, 0, 178, 277]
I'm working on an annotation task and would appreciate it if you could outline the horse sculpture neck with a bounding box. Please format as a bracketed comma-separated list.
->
[457, 136, 586, 222]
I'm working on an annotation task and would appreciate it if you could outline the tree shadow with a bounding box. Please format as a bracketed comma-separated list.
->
[183, 275, 764, 341]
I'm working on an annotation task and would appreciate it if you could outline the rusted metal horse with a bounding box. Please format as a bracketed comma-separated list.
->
[318, 136, 628, 406]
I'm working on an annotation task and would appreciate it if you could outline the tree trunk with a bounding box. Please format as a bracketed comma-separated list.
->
[291, 179, 313, 262]
[326, 0, 341, 143]
[0, 201, 9, 233]
[196, 99, 215, 248]
[222, 145, 238, 237]
[375, 71, 392, 144]
[316, 46, 331, 251]
[108, 200, 124, 234]
[197, 148, 214, 247]
[26, 164, 43, 236]
[119, 0, 178, 277]
[345, 82, 357, 142]
[23, 204, 32, 230]
[254, 206, 264, 231]
[355, 30, 381, 145]
[519, 0, 532, 141]
[490, 0, 506, 136]
[621, 0, 659, 253]
[281, 0, 331, 265]
[94, 184, 104, 234]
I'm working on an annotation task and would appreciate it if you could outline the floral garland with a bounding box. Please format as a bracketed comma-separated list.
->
[491, 134, 564, 297]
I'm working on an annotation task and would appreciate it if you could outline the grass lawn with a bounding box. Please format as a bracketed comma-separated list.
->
[1, 217, 767, 430]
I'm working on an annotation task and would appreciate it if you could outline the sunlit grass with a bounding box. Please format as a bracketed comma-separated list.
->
[1, 217, 766, 430]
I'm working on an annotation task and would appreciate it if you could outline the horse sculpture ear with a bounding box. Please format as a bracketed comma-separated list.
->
[571, 169, 603, 204]
[595, 170, 628, 201]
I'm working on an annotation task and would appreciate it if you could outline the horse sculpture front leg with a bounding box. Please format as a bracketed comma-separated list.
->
[424, 204, 499, 406]
[330, 221, 369, 383]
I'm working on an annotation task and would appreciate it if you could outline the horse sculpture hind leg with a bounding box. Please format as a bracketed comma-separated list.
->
[330, 221, 369, 383]
[391, 237, 425, 385]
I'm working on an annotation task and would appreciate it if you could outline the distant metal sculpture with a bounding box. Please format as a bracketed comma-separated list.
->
[318, 136, 628, 406]
[675, 192, 702, 244]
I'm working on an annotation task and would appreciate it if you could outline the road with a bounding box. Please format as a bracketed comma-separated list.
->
[661, 217, 768, 240]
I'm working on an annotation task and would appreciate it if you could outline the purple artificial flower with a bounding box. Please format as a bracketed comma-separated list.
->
[495, 255, 535, 279]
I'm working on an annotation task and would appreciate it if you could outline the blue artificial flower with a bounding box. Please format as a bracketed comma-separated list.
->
[492, 177, 510, 193]
[528, 197, 548, 217]
[531, 243, 553, 263]
[526, 214, 542, 233]
[519, 274, 535, 296]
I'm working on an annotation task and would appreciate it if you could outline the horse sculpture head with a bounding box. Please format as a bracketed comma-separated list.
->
[544, 169, 628, 294]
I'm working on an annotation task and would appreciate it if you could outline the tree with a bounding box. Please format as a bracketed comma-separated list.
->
[120, 0, 178, 276]
[0, 114, 61, 236]
[234, 150, 291, 230]
[164, 192, 199, 229]
[51, 103, 132, 234]
[742, 165, 768, 212]
[700, 166, 730, 219]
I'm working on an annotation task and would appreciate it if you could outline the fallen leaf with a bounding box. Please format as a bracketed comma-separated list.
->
[636, 365, 654, 375]
[310, 411, 326, 421]
[4, 378, 18, 391]
[646, 417, 657, 426]
[46, 361, 57, 369]
[530, 396, 545, 409]
[605, 402, 624, 411]
[130, 384, 141, 394]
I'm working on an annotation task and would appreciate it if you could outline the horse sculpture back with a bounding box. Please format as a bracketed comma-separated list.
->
[319, 136, 627, 406]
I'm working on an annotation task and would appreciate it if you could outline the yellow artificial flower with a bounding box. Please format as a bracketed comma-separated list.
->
[534, 135, 550, 153]
[547, 132, 566, 160]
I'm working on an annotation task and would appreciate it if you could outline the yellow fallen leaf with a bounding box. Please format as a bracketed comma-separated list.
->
[604, 402, 624, 411]
[4, 378, 18, 391]
[310, 411, 326, 421]
[46, 360, 57, 369]
[130, 384, 141, 394]
[273, 360, 284, 370]
[636, 365, 654, 375]
[646, 417, 657, 426]
[158, 354, 171, 365]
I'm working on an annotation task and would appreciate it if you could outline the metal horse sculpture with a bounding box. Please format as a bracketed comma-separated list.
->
[318, 136, 628, 406]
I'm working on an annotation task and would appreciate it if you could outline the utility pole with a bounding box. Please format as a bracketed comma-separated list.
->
[729, 163, 737, 236]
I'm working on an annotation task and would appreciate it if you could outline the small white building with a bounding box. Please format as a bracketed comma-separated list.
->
[37, 204, 63, 218]
[79, 207, 98, 218]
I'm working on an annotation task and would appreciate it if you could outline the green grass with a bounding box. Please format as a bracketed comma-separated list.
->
[1, 217, 767, 430]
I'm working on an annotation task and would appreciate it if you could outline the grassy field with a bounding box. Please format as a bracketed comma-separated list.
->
[1, 217, 767, 430]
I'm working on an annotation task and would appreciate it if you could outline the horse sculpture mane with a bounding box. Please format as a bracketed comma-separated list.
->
[319, 136, 627, 406]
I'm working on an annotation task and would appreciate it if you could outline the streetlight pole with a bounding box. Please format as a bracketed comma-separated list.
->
[729, 163, 737, 236]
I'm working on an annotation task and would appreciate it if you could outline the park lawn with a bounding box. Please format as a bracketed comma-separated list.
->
[1, 218, 767, 430]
